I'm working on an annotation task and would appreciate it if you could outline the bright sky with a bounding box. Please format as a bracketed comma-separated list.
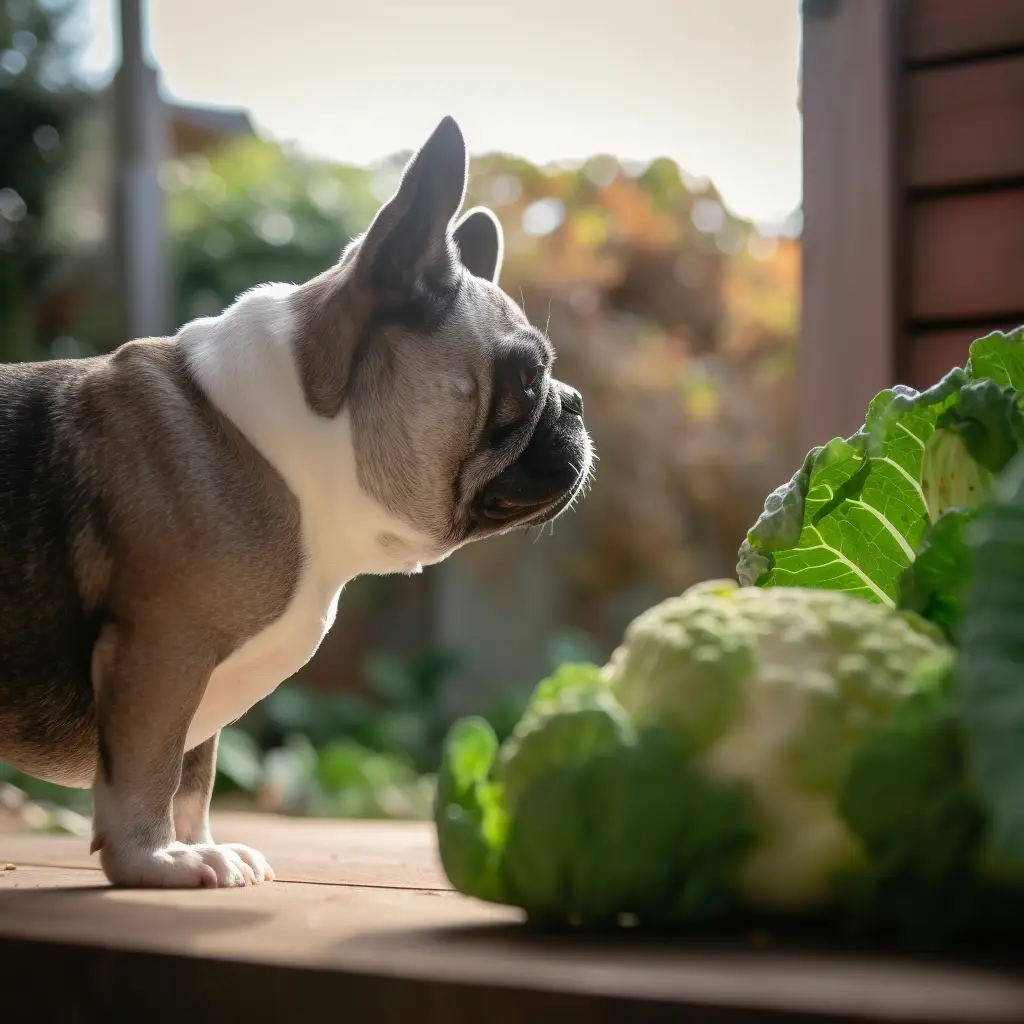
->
[77, 0, 803, 228]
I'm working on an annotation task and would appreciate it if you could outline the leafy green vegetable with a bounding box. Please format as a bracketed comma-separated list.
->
[502, 723, 754, 926]
[921, 426, 994, 520]
[613, 582, 952, 913]
[896, 508, 979, 642]
[738, 328, 1024, 614]
[495, 675, 632, 814]
[934, 379, 1024, 476]
[837, 661, 991, 943]
[737, 373, 965, 603]
[434, 325, 1024, 946]
[435, 580, 951, 927]
[434, 718, 509, 904]
[968, 329, 1024, 387]
[959, 452, 1024, 880]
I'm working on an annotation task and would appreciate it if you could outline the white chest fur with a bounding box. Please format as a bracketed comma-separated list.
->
[179, 284, 442, 749]
[184, 580, 341, 750]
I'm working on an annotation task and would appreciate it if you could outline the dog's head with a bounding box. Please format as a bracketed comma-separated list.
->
[292, 117, 593, 563]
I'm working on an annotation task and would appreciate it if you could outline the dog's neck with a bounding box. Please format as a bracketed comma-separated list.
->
[179, 283, 441, 586]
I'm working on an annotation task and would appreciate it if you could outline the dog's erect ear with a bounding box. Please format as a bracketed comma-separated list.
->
[453, 207, 504, 283]
[356, 115, 468, 294]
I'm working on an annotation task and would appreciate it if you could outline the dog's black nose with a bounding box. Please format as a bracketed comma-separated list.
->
[561, 386, 583, 417]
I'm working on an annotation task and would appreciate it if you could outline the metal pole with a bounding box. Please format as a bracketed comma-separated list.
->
[111, 0, 171, 342]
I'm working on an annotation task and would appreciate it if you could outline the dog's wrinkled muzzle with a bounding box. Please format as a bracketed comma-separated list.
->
[473, 381, 591, 530]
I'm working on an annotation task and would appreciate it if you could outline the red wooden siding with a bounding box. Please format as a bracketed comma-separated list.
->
[897, 0, 1024, 390]
[905, 56, 1024, 190]
[905, 0, 1024, 63]
[908, 192, 1024, 322]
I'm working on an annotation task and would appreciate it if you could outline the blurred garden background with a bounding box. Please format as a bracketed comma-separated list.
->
[0, 0, 802, 833]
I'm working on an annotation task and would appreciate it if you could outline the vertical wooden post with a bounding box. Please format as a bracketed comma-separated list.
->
[111, 0, 171, 343]
[798, 0, 903, 453]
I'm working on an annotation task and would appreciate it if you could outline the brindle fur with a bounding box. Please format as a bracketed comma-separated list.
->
[0, 341, 301, 788]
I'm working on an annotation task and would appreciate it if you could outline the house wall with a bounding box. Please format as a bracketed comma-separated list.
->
[799, 0, 1024, 451]
[900, 0, 1024, 388]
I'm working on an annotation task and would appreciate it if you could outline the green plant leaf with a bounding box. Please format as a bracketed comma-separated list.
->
[738, 424, 931, 605]
[739, 330, 1024, 602]
[837, 665, 994, 944]
[936, 379, 1024, 475]
[965, 327, 1024, 389]
[959, 451, 1024, 879]
[434, 718, 508, 904]
[501, 725, 754, 926]
[896, 508, 980, 642]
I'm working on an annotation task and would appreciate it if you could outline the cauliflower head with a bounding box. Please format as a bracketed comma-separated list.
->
[434, 580, 953, 927]
[604, 580, 952, 911]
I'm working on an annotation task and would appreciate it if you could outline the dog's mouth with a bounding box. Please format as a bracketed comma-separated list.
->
[476, 470, 587, 529]
[470, 386, 593, 535]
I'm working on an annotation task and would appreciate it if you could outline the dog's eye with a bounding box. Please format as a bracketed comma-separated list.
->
[520, 366, 541, 398]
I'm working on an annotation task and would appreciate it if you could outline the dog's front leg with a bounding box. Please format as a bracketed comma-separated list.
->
[172, 733, 276, 880]
[90, 623, 272, 888]
[173, 734, 218, 845]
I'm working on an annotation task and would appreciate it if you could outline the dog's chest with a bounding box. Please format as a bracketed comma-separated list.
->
[185, 575, 341, 751]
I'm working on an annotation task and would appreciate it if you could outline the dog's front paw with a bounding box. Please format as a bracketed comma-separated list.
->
[100, 841, 276, 888]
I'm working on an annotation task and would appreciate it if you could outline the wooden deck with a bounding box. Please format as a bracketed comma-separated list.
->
[2, 813, 1024, 1023]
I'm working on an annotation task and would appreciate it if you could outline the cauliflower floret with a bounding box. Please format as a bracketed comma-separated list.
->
[605, 580, 952, 913]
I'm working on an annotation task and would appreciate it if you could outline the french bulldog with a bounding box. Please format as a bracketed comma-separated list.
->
[0, 116, 593, 888]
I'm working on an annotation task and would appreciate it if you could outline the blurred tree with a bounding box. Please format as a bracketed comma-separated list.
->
[166, 137, 380, 326]
[449, 153, 801, 664]
[0, 0, 84, 361]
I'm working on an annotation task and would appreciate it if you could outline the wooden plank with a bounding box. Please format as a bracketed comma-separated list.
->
[906, 56, 1024, 189]
[799, 0, 901, 452]
[2, 858, 1024, 1023]
[906, 0, 1024, 63]
[908, 190, 1024, 321]
[902, 323, 1024, 390]
[0, 812, 452, 890]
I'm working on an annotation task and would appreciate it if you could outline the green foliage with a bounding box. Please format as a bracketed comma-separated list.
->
[0, 0, 84, 360]
[166, 136, 380, 326]
[0, 760, 90, 835]
[435, 718, 508, 904]
[959, 452, 1024, 879]
[835, 664, 1003, 945]
[896, 507, 979, 643]
[738, 329, 1024, 608]
[502, 723, 754, 927]
[219, 729, 436, 821]
[436, 711, 755, 927]
[234, 646, 464, 774]
[934, 379, 1024, 476]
